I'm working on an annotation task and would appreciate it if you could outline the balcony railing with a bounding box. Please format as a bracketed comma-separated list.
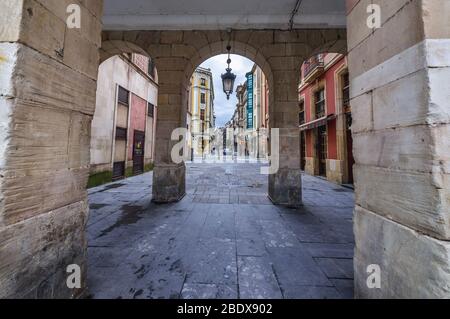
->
[303, 54, 325, 83]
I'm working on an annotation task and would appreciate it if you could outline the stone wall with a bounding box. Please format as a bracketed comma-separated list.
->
[348, 0, 450, 298]
[326, 159, 344, 184]
[0, 0, 103, 298]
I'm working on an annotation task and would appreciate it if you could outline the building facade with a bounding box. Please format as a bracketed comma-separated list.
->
[90, 53, 158, 182]
[229, 64, 269, 158]
[299, 53, 353, 185]
[188, 67, 215, 158]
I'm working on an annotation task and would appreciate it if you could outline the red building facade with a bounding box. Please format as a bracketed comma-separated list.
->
[299, 53, 354, 185]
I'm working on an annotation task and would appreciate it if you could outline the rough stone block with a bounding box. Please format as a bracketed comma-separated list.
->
[268, 168, 302, 207]
[372, 69, 429, 129]
[428, 66, 450, 124]
[248, 31, 273, 48]
[346, 0, 371, 51]
[260, 44, 286, 58]
[348, 0, 423, 79]
[0, 200, 89, 298]
[274, 30, 307, 44]
[18, 0, 66, 60]
[160, 31, 183, 44]
[152, 164, 186, 203]
[68, 112, 92, 169]
[0, 0, 24, 41]
[353, 124, 450, 173]
[3, 43, 97, 115]
[354, 164, 450, 239]
[354, 206, 450, 298]
[63, 28, 100, 80]
[350, 91, 373, 133]
[0, 43, 16, 97]
[350, 40, 425, 98]
[421, 0, 450, 39]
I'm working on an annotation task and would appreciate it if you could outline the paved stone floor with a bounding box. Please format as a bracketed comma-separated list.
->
[87, 163, 355, 299]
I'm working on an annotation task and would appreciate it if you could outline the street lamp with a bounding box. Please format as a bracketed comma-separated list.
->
[221, 45, 236, 100]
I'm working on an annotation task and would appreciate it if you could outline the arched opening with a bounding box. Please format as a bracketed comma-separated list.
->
[86, 33, 354, 298]
[185, 54, 271, 163]
[89, 51, 158, 184]
[1, 0, 448, 300]
[86, 42, 163, 297]
[299, 52, 353, 185]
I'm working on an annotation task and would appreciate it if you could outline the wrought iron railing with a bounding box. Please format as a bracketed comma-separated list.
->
[304, 54, 324, 78]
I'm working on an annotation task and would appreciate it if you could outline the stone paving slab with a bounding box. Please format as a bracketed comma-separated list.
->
[87, 163, 355, 299]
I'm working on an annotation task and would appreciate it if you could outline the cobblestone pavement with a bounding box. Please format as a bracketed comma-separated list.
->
[87, 163, 355, 299]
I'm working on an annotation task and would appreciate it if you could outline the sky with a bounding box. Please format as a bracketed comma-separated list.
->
[199, 54, 254, 127]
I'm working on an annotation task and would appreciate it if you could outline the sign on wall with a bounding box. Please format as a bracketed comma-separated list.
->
[246, 72, 254, 129]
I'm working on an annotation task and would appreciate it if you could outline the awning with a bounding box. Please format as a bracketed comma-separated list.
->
[299, 114, 336, 131]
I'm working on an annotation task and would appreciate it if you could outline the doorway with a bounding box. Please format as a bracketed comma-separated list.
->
[300, 131, 306, 171]
[317, 126, 327, 177]
[133, 130, 145, 175]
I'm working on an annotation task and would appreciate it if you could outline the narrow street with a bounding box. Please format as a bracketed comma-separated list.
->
[87, 163, 354, 299]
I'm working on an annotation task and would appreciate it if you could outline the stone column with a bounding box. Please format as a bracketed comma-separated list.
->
[268, 67, 303, 207]
[151, 53, 188, 202]
[348, 0, 450, 298]
[0, 0, 103, 298]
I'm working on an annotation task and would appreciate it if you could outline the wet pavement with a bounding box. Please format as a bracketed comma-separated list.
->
[87, 162, 355, 299]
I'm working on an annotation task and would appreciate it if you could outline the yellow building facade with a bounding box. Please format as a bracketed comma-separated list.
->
[188, 67, 215, 158]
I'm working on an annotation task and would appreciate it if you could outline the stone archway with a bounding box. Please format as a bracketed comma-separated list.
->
[101, 30, 347, 206]
[2, 0, 448, 299]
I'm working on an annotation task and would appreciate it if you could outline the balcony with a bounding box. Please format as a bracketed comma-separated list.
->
[303, 54, 325, 84]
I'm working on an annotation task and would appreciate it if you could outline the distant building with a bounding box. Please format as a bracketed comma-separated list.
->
[299, 53, 354, 184]
[90, 53, 158, 181]
[229, 64, 269, 158]
[187, 67, 215, 158]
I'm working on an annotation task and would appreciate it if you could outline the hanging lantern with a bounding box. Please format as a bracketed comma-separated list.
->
[221, 45, 236, 100]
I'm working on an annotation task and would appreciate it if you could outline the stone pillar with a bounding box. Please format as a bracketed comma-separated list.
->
[348, 0, 450, 298]
[152, 54, 188, 203]
[0, 0, 103, 298]
[268, 67, 303, 207]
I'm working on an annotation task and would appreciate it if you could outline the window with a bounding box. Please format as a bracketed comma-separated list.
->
[118, 86, 129, 106]
[201, 78, 206, 86]
[115, 127, 127, 140]
[148, 102, 154, 118]
[113, 162, 125, 180]
[342, 72, 350, 110]
[200, 109, 205, 121]
[200, 93, 206, 104]
[299, 101, 305, 125]
[315, 89, 325, 119]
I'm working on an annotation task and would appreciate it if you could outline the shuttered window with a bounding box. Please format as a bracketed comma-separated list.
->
[115, 127, 127, 140]
[315, 89, 325, 119]
[148, 103, 154, 118]
[118, 86, 129, 106]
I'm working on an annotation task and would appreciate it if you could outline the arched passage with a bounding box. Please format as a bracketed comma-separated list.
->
[101, 30, 346, 206]
[1, 0, 449, 300]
